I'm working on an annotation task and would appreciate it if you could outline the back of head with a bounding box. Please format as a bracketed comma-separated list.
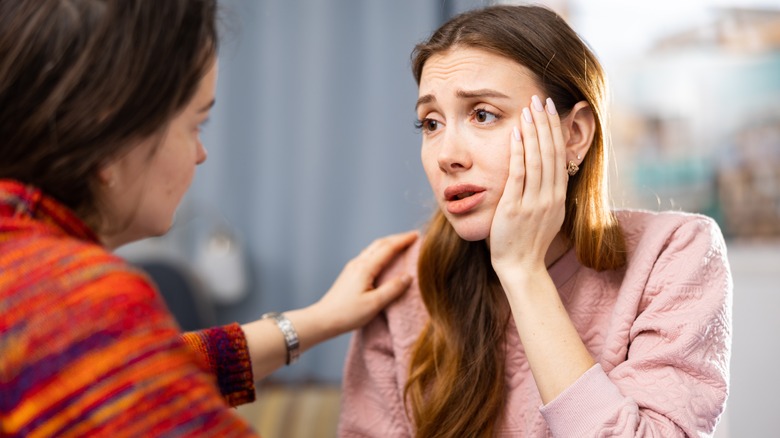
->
[0, 0, 218, 227]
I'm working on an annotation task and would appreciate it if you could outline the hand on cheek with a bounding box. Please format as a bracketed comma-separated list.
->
[489, 95, 566, 275]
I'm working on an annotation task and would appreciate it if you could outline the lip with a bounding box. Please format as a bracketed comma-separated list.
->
[443, 184, 486, 215]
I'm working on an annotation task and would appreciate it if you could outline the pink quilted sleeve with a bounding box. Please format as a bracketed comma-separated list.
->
[541, 214, 732, 437]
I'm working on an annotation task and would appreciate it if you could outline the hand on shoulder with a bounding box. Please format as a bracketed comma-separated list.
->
[312, 230, 418, 335]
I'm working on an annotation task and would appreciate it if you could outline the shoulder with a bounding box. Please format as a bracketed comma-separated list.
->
[378, 236, 423, 312]
[371, 236, 428, 347]
[3, 229, 162, 313]
[612, 209, 731, 302]
[614, 208, 726, 258]
[376, 234, 422, 284]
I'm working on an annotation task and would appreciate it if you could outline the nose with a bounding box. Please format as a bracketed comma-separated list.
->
[196, 141, 208, 165]
[437, 128, 471, 174]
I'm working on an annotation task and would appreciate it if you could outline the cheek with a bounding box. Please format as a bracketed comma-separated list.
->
[480, 136, 511, 172]
[483, 143, 512, 196]
[420, 147, 438, 184]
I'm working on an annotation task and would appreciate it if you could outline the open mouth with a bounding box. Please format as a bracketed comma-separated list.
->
[444, 187, 485, 215]
[452, 192, 475, 200]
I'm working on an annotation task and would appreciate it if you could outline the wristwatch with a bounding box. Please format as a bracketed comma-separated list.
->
[261, 312, 300, 365]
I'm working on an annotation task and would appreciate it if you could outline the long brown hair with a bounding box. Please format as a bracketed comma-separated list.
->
[0, 0, 218, 230]
[405, 5, 627, 436]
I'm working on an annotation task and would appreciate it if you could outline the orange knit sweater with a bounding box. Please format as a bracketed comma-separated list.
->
[0, 180, 258, 437]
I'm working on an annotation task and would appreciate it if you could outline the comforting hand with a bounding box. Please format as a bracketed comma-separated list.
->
[489, 95, 566, 276]
[243, 230, 417, 380]
[312, 230, 418, 334]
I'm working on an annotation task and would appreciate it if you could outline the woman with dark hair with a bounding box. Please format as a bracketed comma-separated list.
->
[0, 1, 416, 436]
[340, 5, 732, 437]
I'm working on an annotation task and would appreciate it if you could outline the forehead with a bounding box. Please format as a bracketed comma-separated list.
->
[188, 61, 218, 110]
[419, 47, 536, 94]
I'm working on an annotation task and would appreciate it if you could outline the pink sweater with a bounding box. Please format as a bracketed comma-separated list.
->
[339, 210, 732, 437]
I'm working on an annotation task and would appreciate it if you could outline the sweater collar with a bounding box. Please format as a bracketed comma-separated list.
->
[0, 179, 100, 244]
[548, 247, 580, 288]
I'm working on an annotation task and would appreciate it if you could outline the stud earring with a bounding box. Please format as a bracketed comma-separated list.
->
[567, 160, 580, 176]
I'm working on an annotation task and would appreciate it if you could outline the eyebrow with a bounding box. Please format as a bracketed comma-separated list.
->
[415, 89, 511, 111]
[198, 99, 216, 113]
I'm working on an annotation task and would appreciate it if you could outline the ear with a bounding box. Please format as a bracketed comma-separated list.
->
[562, 101, 596, 164]
[97, 161, 117, 189]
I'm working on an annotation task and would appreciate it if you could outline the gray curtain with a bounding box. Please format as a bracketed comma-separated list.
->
[181, 0, 488, 381]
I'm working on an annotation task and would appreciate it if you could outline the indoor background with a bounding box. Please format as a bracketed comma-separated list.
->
[117, 0, 780, 436]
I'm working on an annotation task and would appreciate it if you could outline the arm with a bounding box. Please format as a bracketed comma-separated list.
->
[47, 272, 256, 436]
[490, 96, 595, 405]
[541, 216, 732, 437]
[180, 324, 254, 406]
[178, 231, 416, 406]
[240, 231, 417, 381]
[490, 96, 731, 436]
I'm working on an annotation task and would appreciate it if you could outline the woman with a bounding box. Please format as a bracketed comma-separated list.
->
[339, 5, 732, 437]
[0, 1, 415, 436]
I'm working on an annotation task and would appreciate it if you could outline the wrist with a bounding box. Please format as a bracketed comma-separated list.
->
[496, 266, 552, 300]
[305, 300, 345, 339]
[261, 312, 300, 365]
[494, 261, 546, 284]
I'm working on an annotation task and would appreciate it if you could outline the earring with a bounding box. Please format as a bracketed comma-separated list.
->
[567, 160, 580, 176]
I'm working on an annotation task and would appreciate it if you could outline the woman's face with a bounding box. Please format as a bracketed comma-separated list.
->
[100, 62, 217, 248]
[417, 47, 544, 241]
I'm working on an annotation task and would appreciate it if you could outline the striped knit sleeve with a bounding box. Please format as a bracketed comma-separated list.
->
[1, 265, 258, 437]
[181, 324, 256, 406]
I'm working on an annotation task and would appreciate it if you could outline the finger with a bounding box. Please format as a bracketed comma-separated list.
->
[365, 274, 413, 312]
[520, 105, 541, 199]
[530, 95, 555, 198]
[501, 126, 526, 203]
[355, 230, 418, 279]
[545, 98, 566, 196]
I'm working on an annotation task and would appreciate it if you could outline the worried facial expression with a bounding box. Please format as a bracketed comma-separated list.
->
[417, 47, 545, 241]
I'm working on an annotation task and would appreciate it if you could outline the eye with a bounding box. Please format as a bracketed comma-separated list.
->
[472, 108, 499, 124]
[414, 118, 441, 134]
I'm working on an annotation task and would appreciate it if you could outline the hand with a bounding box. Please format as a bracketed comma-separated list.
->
[242, 230, 417, 380]
[489, 95, 566, 277]
[488, 97, 595, 403]
[312, 230, 418, 334]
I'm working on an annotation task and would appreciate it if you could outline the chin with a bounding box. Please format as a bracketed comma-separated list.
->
[442, 211, 492, 242]
[449, 221, 490, 242]
[141, 220, 174, 240]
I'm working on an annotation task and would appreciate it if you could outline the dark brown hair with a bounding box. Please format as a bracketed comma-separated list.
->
[405, 5, 627, 437]
[0, 0, 218, 228]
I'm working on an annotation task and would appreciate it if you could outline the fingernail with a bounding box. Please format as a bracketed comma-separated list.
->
[532, 95, 544, 112]
[522, 107, 533, 123]
[546, 97, 557, 115]
[513, 126, 520, 141]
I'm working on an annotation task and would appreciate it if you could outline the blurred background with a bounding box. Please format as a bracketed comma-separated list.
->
[117, 0, 780, 436]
